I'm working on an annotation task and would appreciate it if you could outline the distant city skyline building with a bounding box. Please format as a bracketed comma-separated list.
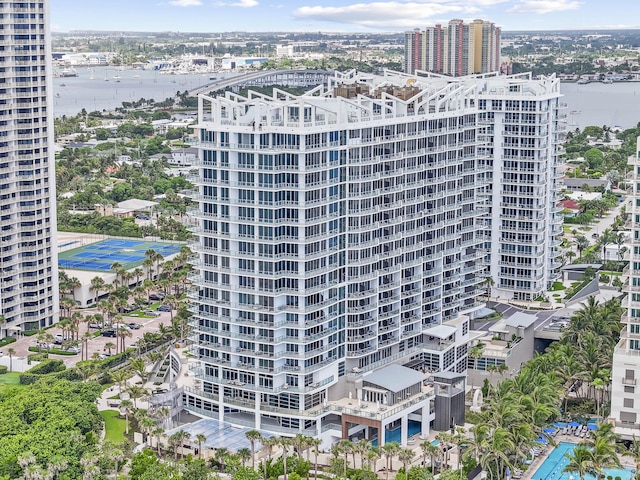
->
[0, 2, 60, 336]
[404, 19, 501, 76]
[610, 135, 640, 439]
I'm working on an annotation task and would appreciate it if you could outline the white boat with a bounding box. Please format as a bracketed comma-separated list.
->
[113, 75, 121, 82]
[59, 67, 78, 78]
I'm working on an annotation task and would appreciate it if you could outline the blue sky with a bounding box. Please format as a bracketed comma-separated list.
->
[51, 0, 639, 33]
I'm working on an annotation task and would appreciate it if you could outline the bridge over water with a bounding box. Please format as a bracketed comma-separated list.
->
[188, 69, 333, 97]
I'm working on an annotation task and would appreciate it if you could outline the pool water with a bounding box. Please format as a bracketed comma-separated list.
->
[532, 442, 633, 480]
[371, 420, 421, 446]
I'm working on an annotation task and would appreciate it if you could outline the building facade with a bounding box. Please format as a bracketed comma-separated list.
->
[185, 70, 490, 444]
[0, 2, 59, 336]
[610, 136, 640, 439]
[477, 73, 565, 301]
[404, 19, 501, 76]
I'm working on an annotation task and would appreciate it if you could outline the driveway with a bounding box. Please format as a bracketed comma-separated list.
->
[0, 308, 177, 369]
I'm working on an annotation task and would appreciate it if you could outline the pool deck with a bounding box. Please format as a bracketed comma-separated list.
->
[523, 432, 637, 480]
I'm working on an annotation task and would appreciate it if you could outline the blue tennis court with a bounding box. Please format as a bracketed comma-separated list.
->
[58, 238, 183, 271]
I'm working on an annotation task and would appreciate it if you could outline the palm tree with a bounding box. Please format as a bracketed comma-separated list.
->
[152, 426, 165, 455]
[381, 442, 400, 480]
[195, 433, 207, 458]
[397, 448, 415, 480]
[109, 448, 124, 480]
[127, 385, 148, 408]
[67, 276, 81, 301]
[215, 447, 229, 472]
[104, 342, 116, 355]
[563, 444, 597, 480]
[308, 437, 322, 480]
[170, 430, 191, 459]
[130, 357, 148, 383]
[280, 437, 292, 480]
[119, 399, 133, 435]
[420, 440, 440, 474]
[262, 436, 278, 479]
[238, 447, 252, 466]
[575, 234, 590, 258]
[7, 347, 15, 372]
[245, 429, 263, 470]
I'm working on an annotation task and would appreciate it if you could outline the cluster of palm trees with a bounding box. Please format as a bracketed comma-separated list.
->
[563, 423, 621, 480]
[52, 246, 194, 361]
[569, 227, 627, 265]
[466, 297, 625, 479]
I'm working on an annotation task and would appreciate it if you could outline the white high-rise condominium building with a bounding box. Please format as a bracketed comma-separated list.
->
[0, 2, 59, 335]
[475, 73, 566, 301]
[184, 69, 562, 443]
[610, 136, 640, 439]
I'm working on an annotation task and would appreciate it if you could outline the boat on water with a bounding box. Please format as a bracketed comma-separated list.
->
[55, 93, 61, 98]
[602, 79, 613, 84]
[58, 67, 78, 78]
[113, 75, 121, 83]
[60, 83, 66, 87]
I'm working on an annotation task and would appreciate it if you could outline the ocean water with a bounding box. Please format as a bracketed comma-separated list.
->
[52, 67, 237, 117]
[560, 81, 640, 131]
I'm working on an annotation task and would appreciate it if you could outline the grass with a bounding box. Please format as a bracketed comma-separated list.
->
[100, 410, 127, 444]
[550, 281, 566, 291]
[0, 372, 25, 391]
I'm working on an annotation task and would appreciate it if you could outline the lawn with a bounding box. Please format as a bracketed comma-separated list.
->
[0, 372, 24, 391]
[100, 410, 127, 444]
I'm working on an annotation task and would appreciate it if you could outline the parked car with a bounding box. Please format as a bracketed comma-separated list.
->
[149, 293, 165, 301]
[89, 322, 103, 329]
[157, 305, 171, 312]
[144, 309, 160, 317]
[54, 333, 69, 344]
[128, 322, 141, 330]
[101, 330, 116, 337]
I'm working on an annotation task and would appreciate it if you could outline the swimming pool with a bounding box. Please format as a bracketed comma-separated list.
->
[532, 442, 632, 480]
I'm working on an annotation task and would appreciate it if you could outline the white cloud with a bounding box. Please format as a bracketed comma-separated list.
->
[215, 0, 259, 6]
[168, 0, 202, 5]
[507, 0, 580, 14]
[293, 2, 470, 29]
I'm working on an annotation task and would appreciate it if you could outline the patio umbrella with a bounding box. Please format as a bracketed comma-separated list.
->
[543, 428, 556, 434]
[568, 421, 581, 428]
[586, 424, 598, 430]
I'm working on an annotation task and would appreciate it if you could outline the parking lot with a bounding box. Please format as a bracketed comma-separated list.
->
[0, 307, 177, 369]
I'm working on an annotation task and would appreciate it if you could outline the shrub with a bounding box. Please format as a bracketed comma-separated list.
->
[0, 336, 16, 348]
[27, 352, 48, 362]
[27, 359, 65, 375]
[0, 365, 7, 375]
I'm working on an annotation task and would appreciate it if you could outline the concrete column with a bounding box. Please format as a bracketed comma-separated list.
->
[255, 395, 261, 430]
[218, 389, 225, 422]
[401, 415, 409, 447]
[421, 406, 430, 438]
[379, 422, 386, 447]
[317, 418, 322, 438]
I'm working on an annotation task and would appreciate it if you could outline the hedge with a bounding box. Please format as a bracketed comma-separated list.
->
[27, 346, 77, 356]
[27, 359, 65, 375]
[0, 365, 7, 375]
[0, 337, 16, 348]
